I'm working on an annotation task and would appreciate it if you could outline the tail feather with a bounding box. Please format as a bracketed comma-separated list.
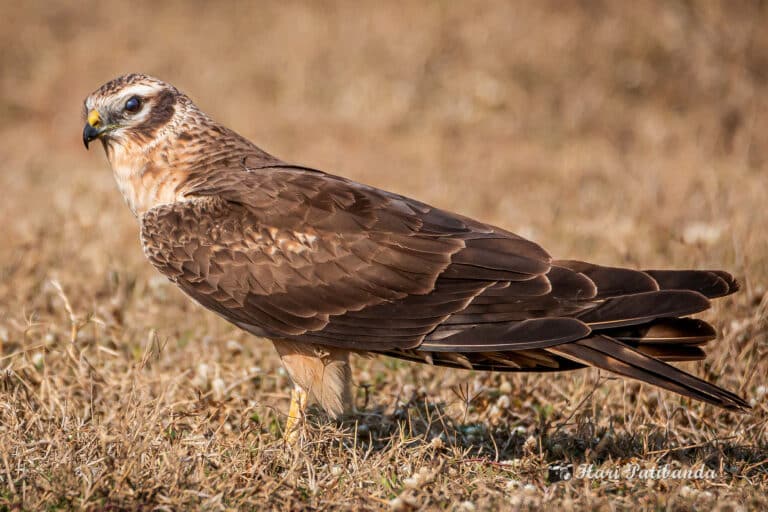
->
[602, 317, 716, 345]
[554, 260, 740, 300]
[634, 344, 707, 362]
[550, 335, 749, 411]
[555, 260, 658, 298]
[393, 259, 747, 411]
[644, 269, 738, 298]
[576, 290, 711, 328]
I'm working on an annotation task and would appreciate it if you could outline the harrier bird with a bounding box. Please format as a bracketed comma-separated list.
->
[83, 74, 748, 441]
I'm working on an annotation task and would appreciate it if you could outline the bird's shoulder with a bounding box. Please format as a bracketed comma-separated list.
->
[178, 159, 465, 235]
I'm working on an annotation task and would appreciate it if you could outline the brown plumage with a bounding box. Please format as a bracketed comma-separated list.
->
[82, 74, 749, 432]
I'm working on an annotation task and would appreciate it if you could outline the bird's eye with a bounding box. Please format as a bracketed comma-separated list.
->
[124, 96, 142, 113]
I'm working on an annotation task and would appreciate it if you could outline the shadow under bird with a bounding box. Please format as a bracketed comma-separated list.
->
[82, 74, 749, 442]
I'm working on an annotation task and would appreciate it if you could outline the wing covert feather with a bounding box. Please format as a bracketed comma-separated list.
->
[140, 167, 553, 350]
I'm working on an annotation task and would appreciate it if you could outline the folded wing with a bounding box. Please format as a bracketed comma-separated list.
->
[140, 164, 747, 410]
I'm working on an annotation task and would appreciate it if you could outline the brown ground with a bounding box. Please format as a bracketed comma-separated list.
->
[1, 1, 767, 510]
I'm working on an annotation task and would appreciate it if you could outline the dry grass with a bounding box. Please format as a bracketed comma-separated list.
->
[1, 1, 767, 510]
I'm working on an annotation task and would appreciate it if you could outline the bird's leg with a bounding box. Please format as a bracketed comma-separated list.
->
[284, 383, 308, 445]
[272, 339, 353, 445]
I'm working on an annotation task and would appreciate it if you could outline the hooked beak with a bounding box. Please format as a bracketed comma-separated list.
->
[83, 109, 103, 149]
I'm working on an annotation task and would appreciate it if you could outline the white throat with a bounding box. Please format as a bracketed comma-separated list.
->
[105, 131, 187, 217]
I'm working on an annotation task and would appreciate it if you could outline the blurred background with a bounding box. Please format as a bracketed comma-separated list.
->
[2, 1, 767, 274]
[1, 1, 767, 508]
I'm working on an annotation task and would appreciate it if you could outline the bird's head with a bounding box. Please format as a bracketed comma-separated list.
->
[82, 74, 272, 216]
[82, 74, 213, 216]
[82, 73, 190, 152]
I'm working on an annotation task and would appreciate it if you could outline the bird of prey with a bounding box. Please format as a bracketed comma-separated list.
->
[83, 74, 748, 441]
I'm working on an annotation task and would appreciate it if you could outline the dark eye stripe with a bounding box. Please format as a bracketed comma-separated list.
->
[124, 96, 141, 113]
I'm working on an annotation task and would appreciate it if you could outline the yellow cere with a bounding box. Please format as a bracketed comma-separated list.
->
[87, 109, 101, 127]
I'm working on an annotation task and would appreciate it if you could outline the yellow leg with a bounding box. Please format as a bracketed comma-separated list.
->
[284, 384, 308, 445]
